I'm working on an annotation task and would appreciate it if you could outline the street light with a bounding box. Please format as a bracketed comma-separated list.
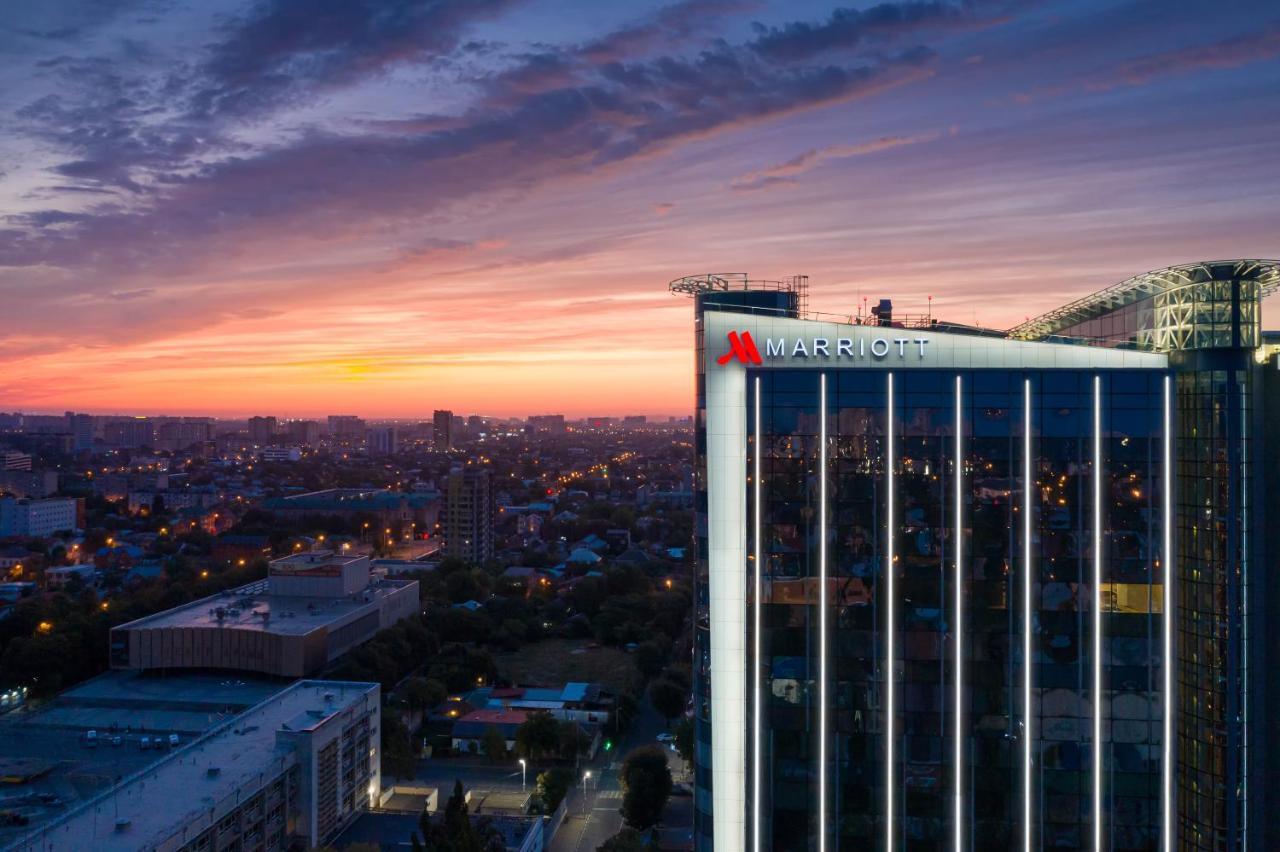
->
[581, 770, 592, 816]
[519, 758, 526, 791]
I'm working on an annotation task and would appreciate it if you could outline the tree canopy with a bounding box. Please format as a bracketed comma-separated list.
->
[514, 711, 561, 762]
[411, 780, 503, 852]
[619, 745, 673, 830]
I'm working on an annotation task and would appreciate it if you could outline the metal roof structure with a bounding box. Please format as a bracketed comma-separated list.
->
[669, 273, 810, 315]
[1007, 259, 1280, 341]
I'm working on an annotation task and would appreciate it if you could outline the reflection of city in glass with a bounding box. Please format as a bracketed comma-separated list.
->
[681, 260, 1280, 852]
[749, 369, 1166, 850]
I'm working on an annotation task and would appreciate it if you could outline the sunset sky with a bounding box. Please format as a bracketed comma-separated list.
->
[2, 0, 1278, 418]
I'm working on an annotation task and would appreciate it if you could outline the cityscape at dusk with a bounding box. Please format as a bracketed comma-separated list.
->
[2, 2, 1280, 852]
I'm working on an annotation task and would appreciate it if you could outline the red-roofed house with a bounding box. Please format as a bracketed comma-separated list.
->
[450, 708, 529, 755]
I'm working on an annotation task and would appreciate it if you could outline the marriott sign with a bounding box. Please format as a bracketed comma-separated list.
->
[718, 329, 931, 366]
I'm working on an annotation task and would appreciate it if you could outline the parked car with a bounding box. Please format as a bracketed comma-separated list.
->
[656, 733, 676, 743]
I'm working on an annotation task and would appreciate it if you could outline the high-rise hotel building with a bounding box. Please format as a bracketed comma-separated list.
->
[675, 261, 1280, 851]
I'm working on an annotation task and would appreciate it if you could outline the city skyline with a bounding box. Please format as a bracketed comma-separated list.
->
[3, 0, 1278, 416]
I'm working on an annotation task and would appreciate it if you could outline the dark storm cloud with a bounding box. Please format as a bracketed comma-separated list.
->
[748, 1, 987, 61]
[1, 0, 158, 43]
[188, 0, 519, 119]
[480, 0, 750, 104]
[577, 0, 754, 63]
[9, 0, 518, 198]
[14, 52, 201, 194]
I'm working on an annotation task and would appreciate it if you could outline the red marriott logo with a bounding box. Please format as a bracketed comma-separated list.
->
[717, 330, 762, 365]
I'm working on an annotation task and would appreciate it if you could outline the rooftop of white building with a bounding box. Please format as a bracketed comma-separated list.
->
[6, 680, 377, 852]
[110, 576, 414, 637]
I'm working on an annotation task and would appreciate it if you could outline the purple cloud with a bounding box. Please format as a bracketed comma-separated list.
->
[189, 0, 520, 119]
[731, 131, 943, 191]
[2, 1, 958, 281]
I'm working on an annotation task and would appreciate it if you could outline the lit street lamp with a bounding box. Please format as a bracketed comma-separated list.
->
[581, 770, 592, 816]
[519, 758, 526, 791]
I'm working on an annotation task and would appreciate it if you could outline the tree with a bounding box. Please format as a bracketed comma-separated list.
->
[411, 779, 503, 852]
[672, 717, 694, 767]
[619, 746, 673, 830]
[648, 677, 686, 726]
[481, 725, 507, 762]
[634, 639, 667, 680]
[381, 713, 417, 780]
[403, 677, 447, 714]
[514, 711, 561, 762]
[597, 828, 652, 851]
[534, 767, 573, 813]
[558, 720, 591, 761]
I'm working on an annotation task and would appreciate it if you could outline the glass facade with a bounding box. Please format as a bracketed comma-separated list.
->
[742, 369, 1169, 851]
[1051, 279, 1263, 352]
[1174, 363, 1252, 850]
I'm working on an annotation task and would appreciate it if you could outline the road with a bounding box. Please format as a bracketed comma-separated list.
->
[550, 692, 681, 852]
[407, 694, 691, 851]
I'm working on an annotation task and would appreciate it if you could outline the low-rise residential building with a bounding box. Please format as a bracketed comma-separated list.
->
[45, 563, 97, 590]
[451, 682, 613, 726]
[0, 545, 34, 571]
[450, 708, 528, 754]
[127, 488, 220, 514]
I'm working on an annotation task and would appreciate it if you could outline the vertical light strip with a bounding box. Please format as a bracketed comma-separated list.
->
[819, 373, 828, 852]
[753, 376, 762, 852]
[1093, 374, 1103, 852]
[1239, 376, 1248, 843]
[886, 372, 896, 852]
[953, 375, 964, 852]
[1162, 374, 1173, 851]
[1023, 378, 1033, 852]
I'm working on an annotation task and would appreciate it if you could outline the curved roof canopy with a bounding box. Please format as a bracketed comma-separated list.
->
[1007, 259, 1280, 341]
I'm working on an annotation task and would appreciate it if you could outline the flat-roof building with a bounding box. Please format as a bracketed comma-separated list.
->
[5, 679, 380, 852]
[263, 488, 439, 529]
[0, 497, 78, 538]
[679, 261, 1280, 851]
[109, 551, 418, 677]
